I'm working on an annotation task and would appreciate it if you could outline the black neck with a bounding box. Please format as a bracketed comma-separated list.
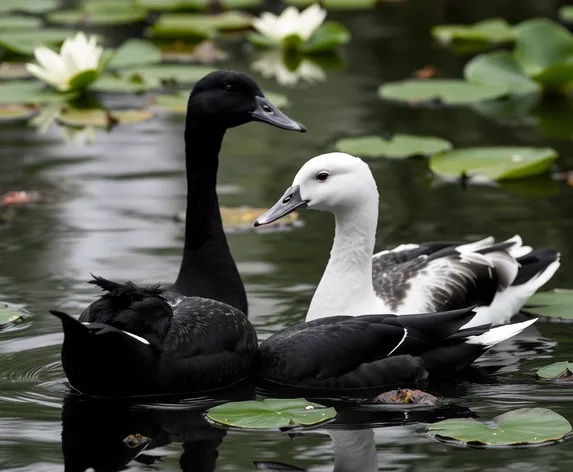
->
[170, 123, 248, 314]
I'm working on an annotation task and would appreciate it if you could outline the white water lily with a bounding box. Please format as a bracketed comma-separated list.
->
[253, 3, 327, 43]
[62, 125, 98, 145]
[26, 32, 103, 92]
[252, 51, 326, 87]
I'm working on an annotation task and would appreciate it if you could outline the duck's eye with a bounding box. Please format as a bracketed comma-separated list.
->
[224, 84, 232, 92]
[316, 171, 329, 182]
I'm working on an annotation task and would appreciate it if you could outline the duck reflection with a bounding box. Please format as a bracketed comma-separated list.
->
[60, 382, 256, 472]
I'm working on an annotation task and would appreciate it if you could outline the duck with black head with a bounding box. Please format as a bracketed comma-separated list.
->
[50, 71, 306, 398]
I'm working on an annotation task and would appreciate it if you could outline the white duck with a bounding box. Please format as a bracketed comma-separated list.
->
[254, 152, 559, 328]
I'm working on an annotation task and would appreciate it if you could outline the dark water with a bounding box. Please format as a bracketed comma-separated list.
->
[2, 0, 573, 470]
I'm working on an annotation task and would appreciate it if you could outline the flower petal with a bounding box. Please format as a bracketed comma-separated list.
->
[277, 6, 301, 39]
[34, 46, 67, 82]
[253, 16, 282, 42]
[26, 63, 66, 90]
[298, 4, 327, 41]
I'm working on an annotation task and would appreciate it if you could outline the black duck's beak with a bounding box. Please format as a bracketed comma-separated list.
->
[250, 96, 306, 132]
[254, 185, 308, 227]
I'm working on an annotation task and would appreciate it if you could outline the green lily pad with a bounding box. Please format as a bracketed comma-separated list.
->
[301, 22, 350, 54]
[108, 39, 162, 70]
[522, 289, 573, 319]
[432, 18, 515, 45]
[514, 19, 573, 79]
[0, 105, 37, 122]
[0, 0, 59, 13]
[429, 146, 557, 182]
[0, 15, 42, 29]
[152, 89, 288, 113]
[285, 0, 376, 8]
[46, 9, 147, 26]
[0, 302, 31, 329]
[559, 6, 573, 23]
[92, 75, 157, 93]
[150, 12, 252, 38]
[206, 398, 337, 430]
[136, 0, 261, 11]
[379, 79, 508, 105]
[58, 108, 154, 127]
[464, 51, 540, 95]
[0, 81, 77, 105]
[427, 408, 571, 447]
[334, 134, 452, 159]
[536, 362, 573, 382]
[0, 29, 75, 56]
[119, 64, 215, 86]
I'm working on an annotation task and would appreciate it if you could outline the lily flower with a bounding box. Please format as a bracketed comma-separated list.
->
[26, 32, 103, 92]
[253, 4, 327, 43]
[252, 51, 326, 87]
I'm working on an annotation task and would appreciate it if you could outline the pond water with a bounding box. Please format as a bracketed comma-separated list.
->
[2, 0, 573, 470]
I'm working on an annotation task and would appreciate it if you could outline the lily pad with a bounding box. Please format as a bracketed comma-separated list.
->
[334, 134, 452, 159]
[92, 75, 157, 93]
[0, 104, 37, 122]
[58, 108, 154, 128]
[136, 0, 262, 11]
[429, 146, 557, 182]
[285, 0, 376, 8]
[46, 9, 147, 26]
[0, 0, 59, 13]
[206, 398, 336, 430]
[522, 289, 573, 319]
[119, 64, 215, 86]
[150, 12, 252, 38]
[0, 81, 77, 105]
[378, 79, 508, 105]
[464, 51, 540, 95]
[0, 15, 42, 29]
[300, 22, 350, 54]
[536, 362, 573, 382]
[559, 6, 573, 23]
[0, 302, 31, 330]
[108, 39, 162, 70]
[432, 18, 515, 45]
[0, 29, 75, 56]
[514, 19, 573, 82]
[427, 408, 571, 447]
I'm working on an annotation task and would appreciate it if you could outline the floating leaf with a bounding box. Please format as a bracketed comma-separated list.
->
[108, 39, 162, 70]
[0, 29, 75, 56]
[0, 302, 31, 330]
[522, 289, 573, 319]
[430, 147, 557, 181]
[206, 398, 336, 430]
[427, 408, 571, 446]
[514, 19, 573, 80]
[0, 0, 59, 13]
[0, 104, 37, 122]
[301, 22, 350, 54]
[536, 362, 573, 382]
[92, 75, 157, 93]
[0, 81, 76, 105]
[0, 15, 42, 29]
[46, 9, 147, 26]
[464, 51, 540, 95]
[119, 64, 215, 86]
[285, 0, 376, 8]
[136, 0, 262, 11]
[335, 134, 452, 159]
[379, 79, 508, 105]
[432, 18, 515, 45]
[57, 108, 153, 128]
[150, 12, 252, 38]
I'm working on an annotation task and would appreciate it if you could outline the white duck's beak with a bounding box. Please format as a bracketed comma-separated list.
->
[254, 185, 308, 227]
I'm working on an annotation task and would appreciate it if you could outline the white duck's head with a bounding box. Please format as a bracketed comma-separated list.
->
[254, 152, 378, 226]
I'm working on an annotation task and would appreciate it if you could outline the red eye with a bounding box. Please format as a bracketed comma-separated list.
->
[224, 84, 232, 91]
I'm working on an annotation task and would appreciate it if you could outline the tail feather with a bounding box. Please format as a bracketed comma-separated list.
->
[465, 318, 538, 348]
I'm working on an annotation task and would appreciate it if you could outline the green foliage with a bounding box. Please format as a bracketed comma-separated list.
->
[523, 289, 573, 319]
[0, 29, 75, 56]
[0, 0, 58, 14]
[108, 40, 163, 70]
[427, 408, 572, 446]
[432, 18, 515, 45]
[285, 0, 376, 8]
[334, 134, 452, 159]
[0, 81, 77, 104]
[536, 362, 573, 381]
[429, 147, 557, 182]
[206, 398, 337, 430]
[150, 12, 252, 38]
[136, 0, 261, 11]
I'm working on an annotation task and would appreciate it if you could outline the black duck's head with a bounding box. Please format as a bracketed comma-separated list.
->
[187, 70, 306, 132]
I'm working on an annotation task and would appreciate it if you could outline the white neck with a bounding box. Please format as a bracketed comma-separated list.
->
[306, 195, 382, 321]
